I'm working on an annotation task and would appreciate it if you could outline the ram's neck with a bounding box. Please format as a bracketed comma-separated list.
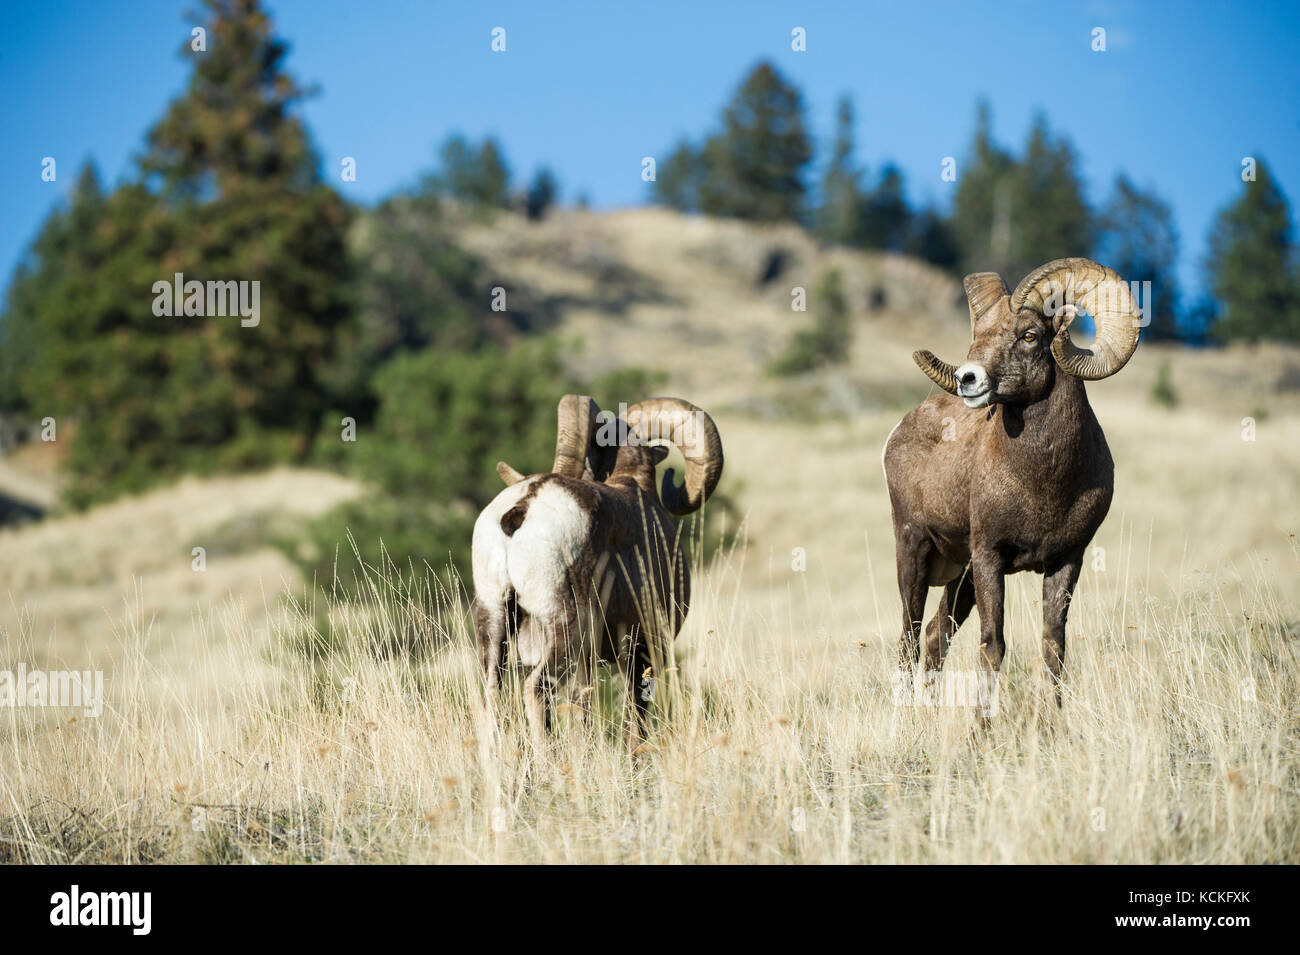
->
[604, 468, 657, 497]
[994, 372, 1102, 481]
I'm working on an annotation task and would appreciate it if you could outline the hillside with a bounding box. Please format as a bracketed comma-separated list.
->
[2, 209, 1297, 863]
[4, 206, 1299, 670]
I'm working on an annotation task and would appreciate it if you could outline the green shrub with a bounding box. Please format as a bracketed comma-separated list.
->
[284, 347, 707, 602]
[1150, 361, 1178, 408]
[770, 269, 850, 376]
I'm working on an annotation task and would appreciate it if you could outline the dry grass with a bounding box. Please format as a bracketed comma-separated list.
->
[0, 468, 361, 674]
[2, 209, 1298, 863]
[2, 523, 1296, 864]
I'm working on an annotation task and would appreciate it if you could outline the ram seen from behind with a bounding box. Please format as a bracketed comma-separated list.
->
[884, 257, 1143, 719]
[472, 395, 723, 747]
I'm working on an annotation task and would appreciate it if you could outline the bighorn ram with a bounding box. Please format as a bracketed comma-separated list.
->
[472, 395, 723, 745]
[883, 258, 1141, 714]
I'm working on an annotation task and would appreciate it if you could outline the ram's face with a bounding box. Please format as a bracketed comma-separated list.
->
[954, 302, 1059, 408]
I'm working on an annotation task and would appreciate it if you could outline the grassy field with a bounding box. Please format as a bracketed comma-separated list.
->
[2, 209, 1298, 863]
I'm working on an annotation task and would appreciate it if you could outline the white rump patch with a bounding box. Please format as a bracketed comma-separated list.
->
[471, 478, 596, 667]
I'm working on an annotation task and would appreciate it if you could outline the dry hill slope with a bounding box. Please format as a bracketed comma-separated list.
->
[1, 209, 1297, 863]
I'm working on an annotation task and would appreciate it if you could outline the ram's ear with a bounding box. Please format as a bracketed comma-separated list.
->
[650, 444, 670, 465]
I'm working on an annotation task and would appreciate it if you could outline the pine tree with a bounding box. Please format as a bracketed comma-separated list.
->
[697, 61, 813, 222]
[1096, 174, 1182, 340]
[1207, 158, 1299, 343]
[475, 138, 512, 207]
[327, 190, 487, 422]
[951, 101, 1017, 276]
[816, 96, 865, 245]
[952, 106, 1092, 280]
[28, 0, 354, 505]
[525, 167, 558, 220]
[0, 162, 105, 413]
[654, 140, 703, 211]
[1009, 114, 1092, 279]
[429, 134, 512, 208]
[858, 164, 912, 252]
[905, 208, 960, 271]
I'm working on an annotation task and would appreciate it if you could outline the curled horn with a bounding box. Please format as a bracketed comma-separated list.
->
[1010, 257, 1142, 380]
[912, 350, 960, 394]
[623, 397, 723, 516]
[552, 394, 601, 477]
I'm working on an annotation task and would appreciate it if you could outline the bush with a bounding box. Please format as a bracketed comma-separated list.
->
[769, 269, 850, 376]
[1150, 361, 1178, 408]
[284, 346, 707, 601]
[525, 168, 559, 220]
[287, 340, 578, 587]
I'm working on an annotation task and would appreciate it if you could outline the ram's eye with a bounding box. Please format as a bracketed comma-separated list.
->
[1022, 330, 1038, 343]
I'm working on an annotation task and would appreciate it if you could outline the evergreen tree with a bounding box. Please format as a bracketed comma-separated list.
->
[654, 139, 703, 212]
[323, 191, 488, 424]
[21, 0, 353, 505]
[816, 95, 865, 245]
[952, 106, 1092, 280]
[696, 61, 813, 222]
[525, 167, 558, 220]
[1008, 114, 1092, 279]
[1096, 174, 1182, 340]
[858, 164, 912, 252]
[429, 134, 512, 208]
[1206, 158, 1299, 343]
[951, 101, 1017, 276]
[474, 138, 511, 207]
[0, 162, 105, 413]
[905, 208, 961, 271]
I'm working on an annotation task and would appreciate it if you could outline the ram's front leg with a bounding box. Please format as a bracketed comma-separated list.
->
[970, 549, 1006, 728]
[624, 630, 654, 753]
[922, 568, 975, 672]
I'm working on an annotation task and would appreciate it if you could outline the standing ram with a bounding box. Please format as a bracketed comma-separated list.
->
[472, 395, 723, 746]
[883, 257, 1142, 716]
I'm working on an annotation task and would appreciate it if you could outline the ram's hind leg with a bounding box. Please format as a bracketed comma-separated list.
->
[521, 652, 558, 750]
[473, 597, 509, 726]
[922, 568, 975, 673]
[520, 604, 584, 751]
[894, 526, 932, 676]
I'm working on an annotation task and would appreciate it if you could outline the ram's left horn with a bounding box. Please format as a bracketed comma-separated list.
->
[496, 461, 525, 486]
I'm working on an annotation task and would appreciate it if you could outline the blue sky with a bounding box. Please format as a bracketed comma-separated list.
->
[2, 0, 1297, 305]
